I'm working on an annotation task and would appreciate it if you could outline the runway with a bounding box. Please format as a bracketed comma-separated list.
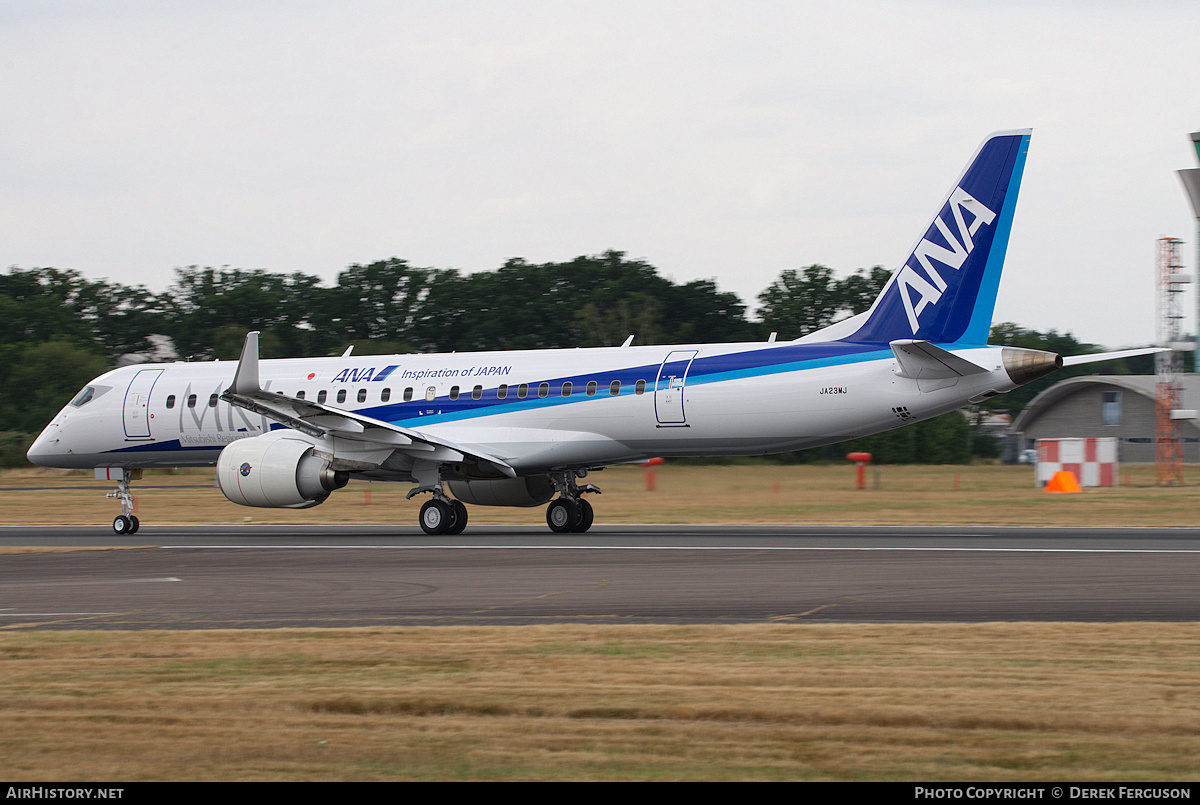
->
[2, 525, 1199, 628]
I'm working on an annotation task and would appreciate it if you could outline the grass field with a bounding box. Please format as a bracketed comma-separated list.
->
[6, 461, 1200, 528]
[2, 463, 1198, 781]
[1, 624, 1198, 781]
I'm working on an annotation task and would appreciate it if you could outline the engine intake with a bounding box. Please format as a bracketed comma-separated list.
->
[216, 434, 348, 508]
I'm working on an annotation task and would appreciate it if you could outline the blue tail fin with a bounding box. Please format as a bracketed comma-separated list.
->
[844, 129, 1031, 346]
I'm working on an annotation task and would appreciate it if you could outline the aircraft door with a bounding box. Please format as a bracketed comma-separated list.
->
[123, 368, 164, 439]
[654, 350, 697, 426]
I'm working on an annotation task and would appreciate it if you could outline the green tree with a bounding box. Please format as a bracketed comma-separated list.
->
[0, 341, 108, 433]
[756, 265, 890, 339]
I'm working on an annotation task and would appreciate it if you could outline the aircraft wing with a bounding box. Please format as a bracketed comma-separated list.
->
[219, 332, 517, 478]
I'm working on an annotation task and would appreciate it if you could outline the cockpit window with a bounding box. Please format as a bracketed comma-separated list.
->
[70, 386, 96, 407]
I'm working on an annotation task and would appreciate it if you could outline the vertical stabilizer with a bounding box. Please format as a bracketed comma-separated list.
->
[844, 129, 1031, 346]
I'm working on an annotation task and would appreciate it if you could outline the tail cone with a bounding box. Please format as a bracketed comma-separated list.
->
[1002, 347, 1062, 386]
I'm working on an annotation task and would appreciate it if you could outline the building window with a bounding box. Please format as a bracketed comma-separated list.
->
[1102, 391, 1121, 426]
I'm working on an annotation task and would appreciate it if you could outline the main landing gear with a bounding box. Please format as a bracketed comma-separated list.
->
[546, 496, 593, 533]
[418, 496, 468, 536]
[106, 468, 141, 534]
[546, 469, 600, 533]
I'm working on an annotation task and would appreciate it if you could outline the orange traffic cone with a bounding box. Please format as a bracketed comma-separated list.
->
[1044, 470, 1082, 493]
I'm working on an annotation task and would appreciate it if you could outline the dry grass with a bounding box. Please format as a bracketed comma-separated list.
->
[7, 462, 1200, 528]
[0, 623, 1197, 781]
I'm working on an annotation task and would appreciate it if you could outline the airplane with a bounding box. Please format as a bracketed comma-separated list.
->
[26, 129, 1157, 535]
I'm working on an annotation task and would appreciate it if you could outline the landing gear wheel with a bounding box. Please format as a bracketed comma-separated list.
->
[574, 498, 593, 533]
[547, 498, 578, 533]
[113, 515, 133, 535]
[419, 499, 452, 535]
[446, 500, 468, 535]
[128, 516, 140, 535]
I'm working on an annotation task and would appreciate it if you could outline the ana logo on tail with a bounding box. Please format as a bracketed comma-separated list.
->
[896, 187, 997, 334]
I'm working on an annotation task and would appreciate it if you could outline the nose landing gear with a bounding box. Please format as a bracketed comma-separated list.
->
[104, 468, 142, 534]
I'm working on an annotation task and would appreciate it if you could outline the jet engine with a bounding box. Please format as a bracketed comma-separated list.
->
[446, 476, 555, 507]
[216, 433, 348, 508]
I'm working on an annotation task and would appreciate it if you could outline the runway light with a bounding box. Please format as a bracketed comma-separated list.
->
[846, 452, 872, 490]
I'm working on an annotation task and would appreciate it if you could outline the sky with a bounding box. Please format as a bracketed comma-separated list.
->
[2, 0, 1199, 349]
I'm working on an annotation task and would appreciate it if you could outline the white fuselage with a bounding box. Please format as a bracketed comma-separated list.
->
[27, 339, 1017, 478]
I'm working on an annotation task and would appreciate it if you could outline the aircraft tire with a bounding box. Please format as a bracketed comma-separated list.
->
[419, 499, 451, 535]
[128, 516, 140, 535]
[574, 498, 593, 533]
[546, 498, 577, 533]
[447, 500, 468, 535]
[113, 515, 132, 535]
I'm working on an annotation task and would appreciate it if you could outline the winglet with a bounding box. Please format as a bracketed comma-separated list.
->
[229, 331, 262, 395]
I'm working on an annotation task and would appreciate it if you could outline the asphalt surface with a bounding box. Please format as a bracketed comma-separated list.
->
[1, 524, 1198, 628]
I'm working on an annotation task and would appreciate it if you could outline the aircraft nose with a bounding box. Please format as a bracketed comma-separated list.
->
[26, 424, 62, 467]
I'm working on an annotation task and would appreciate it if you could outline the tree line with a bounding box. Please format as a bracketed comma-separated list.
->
[0, 252, 1146, 465]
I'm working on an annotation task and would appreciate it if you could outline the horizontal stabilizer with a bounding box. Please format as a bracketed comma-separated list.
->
[890, 340, 990, 379]
[1061, 347, 1168, 367]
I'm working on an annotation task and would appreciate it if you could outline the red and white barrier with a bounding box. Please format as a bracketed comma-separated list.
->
[1036, 438, 1117, 487]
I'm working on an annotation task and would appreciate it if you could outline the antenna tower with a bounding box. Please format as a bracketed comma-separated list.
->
[1156, 237, 1187, 485]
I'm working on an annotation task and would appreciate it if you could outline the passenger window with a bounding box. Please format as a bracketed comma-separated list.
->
[449, 385, 460, 401]
[538, 382, 549, 398]
[296, 390, 305, 400]
[425, 386, 436, 401]
[586, 381, 597, 397]
[610, 380, 621, 396]
[336, 389, 346, 404]
[357, 388, 367, 403]
[518, 383, 528, 399]
[165, 394, 176, 409]
[472, 385, 482, 400]
[318, 390, 327, 404]
[498, 384, 508, 399]
[404, 387, 413, 402]
[187, 394, 197, 408]
[561, 382, 572, 397]
[381, 388, 390, 403]
[635, 380, 646, 395]
[209, 393, 219, 407]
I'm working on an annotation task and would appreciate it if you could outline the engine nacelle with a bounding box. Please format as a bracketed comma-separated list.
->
[216, 433, 348, 509]
[446, 476, 555, 507]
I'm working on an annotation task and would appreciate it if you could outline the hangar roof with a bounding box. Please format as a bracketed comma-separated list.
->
[1011, 375, 1200, 434]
